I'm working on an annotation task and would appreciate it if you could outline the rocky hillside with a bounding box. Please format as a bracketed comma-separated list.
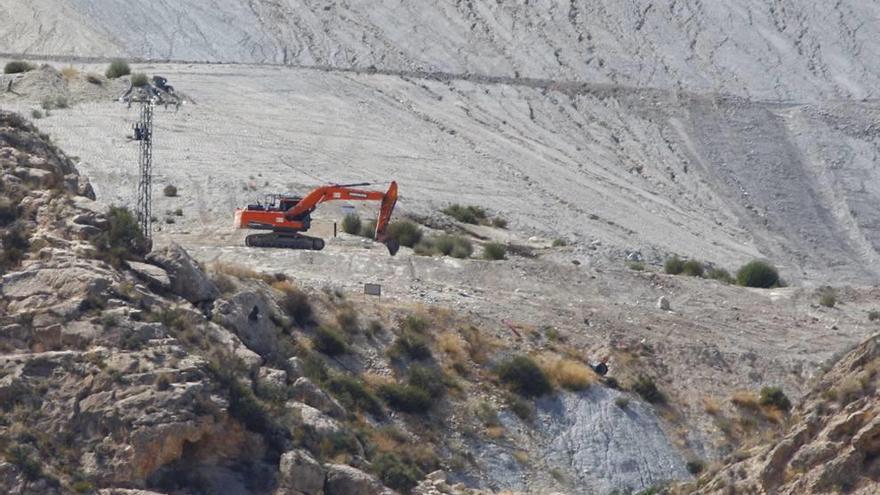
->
[687, 333, 880, 494]
[0, 109, 695, 494]
[2, 0, 879, 101]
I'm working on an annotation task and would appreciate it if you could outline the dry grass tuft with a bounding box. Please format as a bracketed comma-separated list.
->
[485, 426, 505, 439]
[211, 261, 274, 283]
[703, 396, 721, 415]
[61, 66, 79, 80]
[438, 331, 468, 364]
[536, 353, 596, 391]
[731, 390, 760, 410]
[513, 450, 530, 465]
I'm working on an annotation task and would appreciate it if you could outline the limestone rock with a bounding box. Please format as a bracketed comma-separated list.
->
[292, 377, 346, 418]
[276, 449, 325, 495]
[146, 242, 218, 304]
[127, 261, 171, 292]
[213, 290, 279, 357]
[656, 296, 670, 311]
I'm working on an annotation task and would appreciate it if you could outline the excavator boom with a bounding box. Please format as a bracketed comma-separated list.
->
[234, 181, 399, 255]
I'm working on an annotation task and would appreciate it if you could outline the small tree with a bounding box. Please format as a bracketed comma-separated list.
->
[682, 260, 704, 277]
[105, 59, 131, 79]
[92, 206, 149, 267]
[737, 260, 779, 288]
[341, 213, 362, 235]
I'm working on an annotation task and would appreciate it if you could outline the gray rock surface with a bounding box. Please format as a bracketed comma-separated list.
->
[213, 290, 279, 357]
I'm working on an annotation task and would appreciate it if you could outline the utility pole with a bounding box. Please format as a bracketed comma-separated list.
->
[134, 101, 154, 240]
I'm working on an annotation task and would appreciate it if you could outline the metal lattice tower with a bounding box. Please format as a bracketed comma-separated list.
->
[135, 102, 154, 240]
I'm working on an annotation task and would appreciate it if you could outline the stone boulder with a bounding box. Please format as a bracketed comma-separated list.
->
[324, 464, 384, 495]
[276, 449, 325, 495]
[146, 242, 218, 304]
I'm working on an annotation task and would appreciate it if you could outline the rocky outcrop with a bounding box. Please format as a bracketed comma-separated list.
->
[145, 242, 218, 304]
[697, 334, 880, 494]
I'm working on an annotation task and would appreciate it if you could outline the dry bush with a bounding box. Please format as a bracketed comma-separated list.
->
[211, 261, 274, 283]
[460, 325, 492, 365]
[61, 66, 79, 80]
[836, 376, 865, 405]
[703, 396, 721, 415]
[536, 354, 596, 391]
[513, 450, 530, 465]
[437, 331, 468, 366]
[730, 390, 760, 410]
[485, 426, 505, 438]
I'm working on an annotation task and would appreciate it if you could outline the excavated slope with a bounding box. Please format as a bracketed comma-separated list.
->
[1, 0, 879, 101]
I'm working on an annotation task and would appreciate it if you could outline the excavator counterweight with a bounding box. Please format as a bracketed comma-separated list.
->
[234, 181, 399, 255]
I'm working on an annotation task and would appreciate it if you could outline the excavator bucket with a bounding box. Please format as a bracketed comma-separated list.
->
[375, 181, 399, 256]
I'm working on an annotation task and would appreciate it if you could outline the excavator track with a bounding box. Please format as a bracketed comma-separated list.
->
[245, 233, 326, 251]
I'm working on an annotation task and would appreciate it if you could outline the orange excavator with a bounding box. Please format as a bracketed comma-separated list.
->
[234, 181, 400, 255]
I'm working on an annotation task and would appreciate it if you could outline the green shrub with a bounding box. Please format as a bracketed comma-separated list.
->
[664, 256, 685, 274]
[163, 184, 178, 197]
[434, 234, 473, 258]
[819, 289, 836, 308]
[681, 260, 704, 277]
[72, 480, 95, 493]
[30, 109, 43, 119]
[686, 459, 705, 475]
[492, 217, 508, 229]
[342, 213, 362, 235]
[325, 374, 384, 416]
[402, 314, 429, 334]
[759, 386, 791, 411]
[483, 242, 506, 260]
[626, 261, 644, 271]
[631, 375, 664, 404]
[736, 260, 779, 288]
[85, 73, 102, 85]
[312, 326, 347, 356]
[386, 221, 422, 247]
[92, 206, 149, 267]
[105, 59, 131, 79]
[4, 445, 41, 480]
[0, 197, 17, 227]
[4, 60, 34, 74]
[615, 396, 630, 409]
[388, 331, 432, 361]
[54, 95, 69, 109]
[372, 453, 423, 494]
[497, 355, 553, 397]
[407, 365, 446, 399]
[379, 383, 433, 413]
[442, 204, 487, 224]
[552, 238, 568, 247]
[360, 219, 377, 239]
[279, 287, 313, 326]
[336, 308, 359, 333]
[506, 392, 535, 421]
[707, 267, 734, 284]
[412, 239, 437, 256]
[130, 72, 149, 87]
[869, 311, 880, 322]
